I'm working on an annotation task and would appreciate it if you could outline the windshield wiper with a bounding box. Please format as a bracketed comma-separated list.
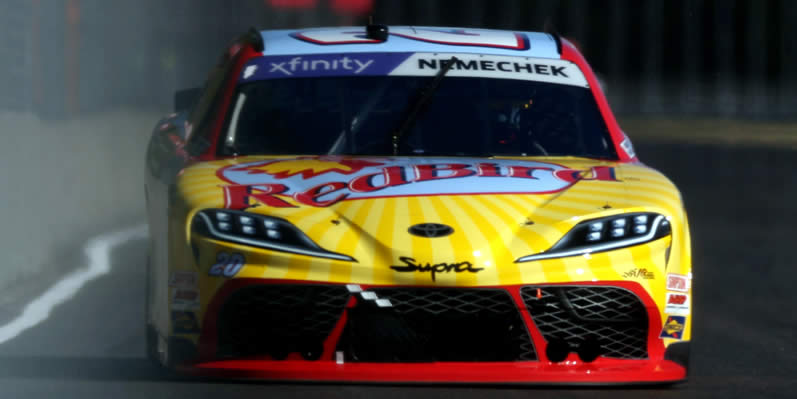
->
[390, 55, 459, 155]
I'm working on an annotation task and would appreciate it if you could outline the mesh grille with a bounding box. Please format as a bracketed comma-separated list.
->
[346, 288, 536, 361]
[216, 285, 350, 357]
[521, 286, 649, 359]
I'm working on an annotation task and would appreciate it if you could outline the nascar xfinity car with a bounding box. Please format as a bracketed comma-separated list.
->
[145, 25, 693, 384]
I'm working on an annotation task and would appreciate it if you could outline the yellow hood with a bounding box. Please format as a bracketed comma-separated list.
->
[177, 156, 686, 285]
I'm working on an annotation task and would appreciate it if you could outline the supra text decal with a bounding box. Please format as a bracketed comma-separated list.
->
[390, 256, 482, 281]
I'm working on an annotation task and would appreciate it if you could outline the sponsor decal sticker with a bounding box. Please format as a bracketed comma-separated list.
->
[666, 273, 690, 292]
[168, 271, 197, 289]
[664, 293, 690, 316]
[209, 252, 246, 278]
[218, 156, 620, 209]
[659, 315, 687, 339]
[171, 288, 200, 311]
[390, 256, 482, 281]
[622, 268, 654, 279]
[171, 311, 200, 334]
[620, 135, 636, 158]
[241, 53, 412, 81]
[240, 51, 587, 87]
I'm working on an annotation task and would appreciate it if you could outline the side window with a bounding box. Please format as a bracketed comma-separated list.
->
[185, 48, 246, 156]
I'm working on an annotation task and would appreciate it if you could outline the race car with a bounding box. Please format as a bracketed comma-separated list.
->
[145, 25, 693, 384]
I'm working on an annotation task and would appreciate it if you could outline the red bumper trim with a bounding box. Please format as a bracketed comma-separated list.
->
[195, 279, 678, 383]
[182, 357, 685, 383]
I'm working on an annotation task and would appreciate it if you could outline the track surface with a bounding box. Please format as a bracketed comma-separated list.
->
[0, 140, 795, 398]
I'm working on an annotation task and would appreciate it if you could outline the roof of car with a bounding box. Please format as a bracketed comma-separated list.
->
[259, 26, 561, 59]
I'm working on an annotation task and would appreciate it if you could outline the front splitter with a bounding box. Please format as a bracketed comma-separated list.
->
[179, 357, 686, 384]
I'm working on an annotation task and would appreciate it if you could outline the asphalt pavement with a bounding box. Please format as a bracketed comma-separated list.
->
[0, 134, 795, 398]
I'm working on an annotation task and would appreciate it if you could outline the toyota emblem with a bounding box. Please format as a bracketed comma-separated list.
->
[408, 223, 454, 238]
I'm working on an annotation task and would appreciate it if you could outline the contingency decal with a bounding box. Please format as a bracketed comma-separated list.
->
[622, 267, 654, 279]
[240, 52, 588, 87]
[666, 273, 690, 292]
[208, 252, 246, 278]
[218, 156, 621, 209]
[171, 311, 200, 334]
[619, 133, 636, 159]
[659, 315, 687, 339]
[168, 271, 197, 289]
[171, 288, 200, 311]
[291, 27, 530, 50]
[664, 293, 690, 316]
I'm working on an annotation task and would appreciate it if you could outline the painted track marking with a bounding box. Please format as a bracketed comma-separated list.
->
[0, 224, 148, 344]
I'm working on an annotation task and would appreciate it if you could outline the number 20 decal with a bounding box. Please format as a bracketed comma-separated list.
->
[209, 252, 245, 277]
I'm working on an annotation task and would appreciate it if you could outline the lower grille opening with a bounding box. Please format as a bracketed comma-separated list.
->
[339, 288, 536, 362]
[521, 285, 649, 360]
[216, 284, 350, 359]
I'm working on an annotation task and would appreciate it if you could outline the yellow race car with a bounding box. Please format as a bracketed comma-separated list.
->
[145, 25, 692, 384]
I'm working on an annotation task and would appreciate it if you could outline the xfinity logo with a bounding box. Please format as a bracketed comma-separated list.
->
[269, 56, 375, 76]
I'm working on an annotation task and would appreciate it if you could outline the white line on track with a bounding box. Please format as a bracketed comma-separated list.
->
[0, 224, 148, 344]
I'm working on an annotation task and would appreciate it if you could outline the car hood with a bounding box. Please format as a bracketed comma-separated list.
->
[177, 155, 684, 276]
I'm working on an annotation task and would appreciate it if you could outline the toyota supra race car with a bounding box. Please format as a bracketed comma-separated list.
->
[145, 25, 693, 384]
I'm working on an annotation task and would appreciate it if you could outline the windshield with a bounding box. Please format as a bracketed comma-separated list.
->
[220, 75, 617, 159]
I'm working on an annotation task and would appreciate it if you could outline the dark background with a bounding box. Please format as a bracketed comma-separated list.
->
[2, 0, 796, 119]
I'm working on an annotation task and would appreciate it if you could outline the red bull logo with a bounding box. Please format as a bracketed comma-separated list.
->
[217, 156, 620, 208]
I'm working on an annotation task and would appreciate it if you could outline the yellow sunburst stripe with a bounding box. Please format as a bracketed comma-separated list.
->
[406, 197, 437, 285]
[389, 198, 420, 286]
[493, 195, 561, 244]
[628, 241, 662, 299]
[426, 196, 478, 286]
[479, 195, 542, 254]
[571, 184, 679, 204]
[284, 203, 342, 229]
[189, 198, 228, 210]
[498, 195, 581, 229]
[458, 196, 523, 285]
[575, 252, 601, 281]
[354, 198, 390, 273]
[283, 200, 357, 282]
[184, 191, 229, 206]
[372, 198, 398, 284]
[606, 246, 636, 281]
[444, 197, 498, 286]
[624, 183, 684, 202]
[570, 188, 682, 212]
[180, 179, 225, 191]
[416, 195, 456, 269]
[539, 257, 571, 283]
[625, 167, 675, 181]
[331, 199, 377, 283]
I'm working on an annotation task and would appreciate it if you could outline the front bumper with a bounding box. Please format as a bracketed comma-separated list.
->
[177, 278, 687, 384]
[180, 358, 686, 384]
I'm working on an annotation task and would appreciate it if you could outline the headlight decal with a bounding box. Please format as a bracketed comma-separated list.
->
[515, 213, 671, 263]
[193, 210, 356, 262]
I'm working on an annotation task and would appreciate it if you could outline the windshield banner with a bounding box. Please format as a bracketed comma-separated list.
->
[240, 52, 588, 87]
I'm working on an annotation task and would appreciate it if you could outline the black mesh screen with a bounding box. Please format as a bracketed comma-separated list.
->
[339, 288, 536, 362]
[521, 285, 649, 359]
[216, 284, 350, 358]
